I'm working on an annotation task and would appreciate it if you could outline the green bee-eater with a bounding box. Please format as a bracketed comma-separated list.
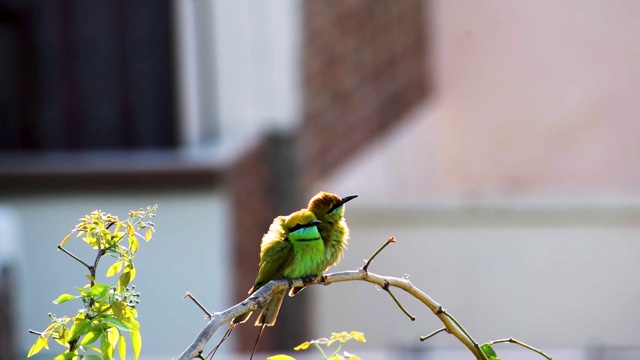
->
[285, 192, 356, 296]
[308, 192, 357, 270]
[211, 210, 325, 359]
[232, 209, 325, 359]
[236, 209, 325, 325]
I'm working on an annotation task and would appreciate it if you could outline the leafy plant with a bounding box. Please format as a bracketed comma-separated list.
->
[268, 331, 366, 360]
[28, 206, 157, 360]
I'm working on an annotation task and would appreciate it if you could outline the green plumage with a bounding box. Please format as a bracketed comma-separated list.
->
[233, 209, 325, 326]
[307, 191, 357, 271]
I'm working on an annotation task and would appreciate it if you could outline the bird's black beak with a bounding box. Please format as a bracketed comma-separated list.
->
[340, 194, 358, 204]
[327, 194, 359, 214]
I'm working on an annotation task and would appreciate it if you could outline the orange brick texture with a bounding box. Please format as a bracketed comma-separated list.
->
[299, 0, 428, 186]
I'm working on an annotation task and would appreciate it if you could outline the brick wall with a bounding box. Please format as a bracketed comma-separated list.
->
[229, 0, 429, 353]
[227, 133, 309, 352]
[299, 0, 428, 186]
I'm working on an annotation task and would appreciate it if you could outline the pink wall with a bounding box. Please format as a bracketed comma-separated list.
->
[318, 0, 640, 201]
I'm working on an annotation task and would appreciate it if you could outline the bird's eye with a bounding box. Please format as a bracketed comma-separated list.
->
[289, 223, 304, 233]
[327, 204, 342, 214]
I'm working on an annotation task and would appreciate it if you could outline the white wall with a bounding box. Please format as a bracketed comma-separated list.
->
[174, 0, 302, 146]
[3, 189, 231, 358]
[312, 203, 640, 354]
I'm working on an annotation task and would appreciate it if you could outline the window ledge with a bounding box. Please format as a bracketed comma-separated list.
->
[0, 138, 252, 193]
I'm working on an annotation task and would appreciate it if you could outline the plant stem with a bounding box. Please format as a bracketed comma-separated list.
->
[440, 308, 488, 360]
[313, 342, 328, 359]
[363, 236, 395, 272]
[487, 338, 553, 360]
[57, 245, 92, 271]
[420, 327, 446, 341]
[184, 292, 213, 318]
[382, 282, 416, 321]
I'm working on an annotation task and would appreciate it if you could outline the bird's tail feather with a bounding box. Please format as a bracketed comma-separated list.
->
[232, 310, 252, 324]
[255, 288, 286, 326]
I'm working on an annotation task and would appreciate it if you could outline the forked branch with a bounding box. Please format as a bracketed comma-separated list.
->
[177, 269, 484, 359]
[177, 237, 549, 360]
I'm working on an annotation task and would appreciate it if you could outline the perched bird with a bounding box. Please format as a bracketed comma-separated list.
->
[217, 209, 325, 360]
[211, 197, 355, 359]
[285, 192, 357, 296]
[308, 192, 358, 271]
[238, 209, 325, 325]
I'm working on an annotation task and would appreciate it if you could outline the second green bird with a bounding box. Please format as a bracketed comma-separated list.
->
[234, 208, 326, 326]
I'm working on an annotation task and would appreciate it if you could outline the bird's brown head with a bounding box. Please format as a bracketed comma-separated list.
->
[307, 191, 358, 221]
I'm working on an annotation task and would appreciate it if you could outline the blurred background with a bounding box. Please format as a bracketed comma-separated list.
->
[1, 0, 639, 359]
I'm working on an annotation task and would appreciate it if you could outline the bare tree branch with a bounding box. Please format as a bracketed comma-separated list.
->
[176, 269, 485, 360]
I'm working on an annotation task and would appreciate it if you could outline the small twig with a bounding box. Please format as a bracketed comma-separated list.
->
[362, 236, 395, 272]
[486, 338, 553, 360]
[184, 292, 213, 318]
[178, 271, 485, 360]
[420, 327, 447, 341]
[29, 329, 62, 340]
[312, 342, 329, 359]
[178, 269, 550, 360]
[57, 245, 92, 271]
[440, 308, 488, 360]
[381, 281, 415, 321]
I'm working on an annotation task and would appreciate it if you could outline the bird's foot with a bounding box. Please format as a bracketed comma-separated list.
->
[302, 274, 318, 285]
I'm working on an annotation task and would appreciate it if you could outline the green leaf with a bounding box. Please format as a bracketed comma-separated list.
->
[114, 222, 123, 235]
[108, 327, 120, 349]
[27, 336, 48, 357]
[53, 351, 77, 360]
[267, 356, 296, 360]
[350, 331, 366, 343]
[118, 270, 131, 293]
[84, 235, 99, 248]
[60, 233, 72, 247]
[106, 261, 124, 277]
[85, 345, 102, 354]
[53, 293, 76, 304]
[131, 329, 142, 360]
[85, 355, 102, 360]
[79, 328, 102, 346]
[118, 334, 127, 360]
[52, 324, 69, 346]
[103, 316, 132, 332]
[129, 267, 137, 282]
[123, 317, 140, 332]
[101, 331, 114, 360]
[481, 343, 497, 357]
[76, 286, 90, 296]
[67, 319, 92, 342]
[293, 341, 310, 351]
[129, 235, 139, 253]
[344, 351, 361, 360]
[89, 283, 110, 299]
[111, 300, 125, 319]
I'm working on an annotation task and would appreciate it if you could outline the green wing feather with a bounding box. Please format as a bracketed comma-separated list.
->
[250, 236, 294, 293]
[233, 216, 294, 325]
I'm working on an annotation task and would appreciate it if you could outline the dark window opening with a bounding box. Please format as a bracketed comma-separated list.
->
[0, 0, 177, 152]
